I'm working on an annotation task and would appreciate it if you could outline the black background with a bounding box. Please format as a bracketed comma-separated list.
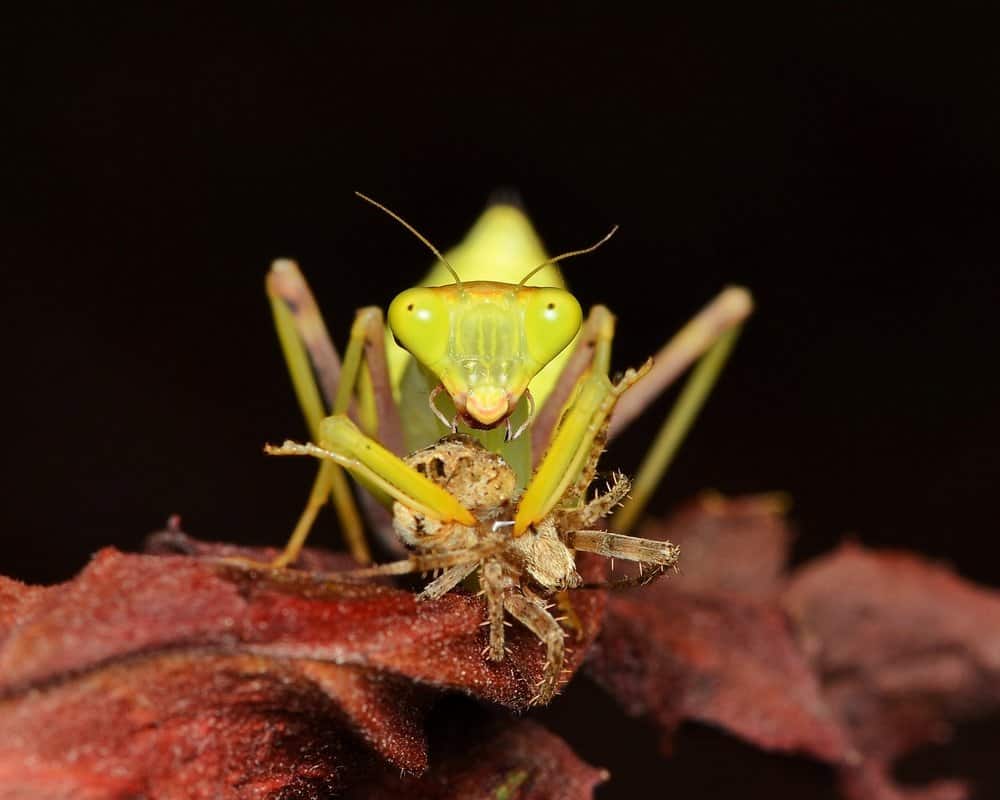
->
[6, 5, 999, 797]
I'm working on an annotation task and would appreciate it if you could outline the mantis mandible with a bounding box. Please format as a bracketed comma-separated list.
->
[265, 193, 752, 566]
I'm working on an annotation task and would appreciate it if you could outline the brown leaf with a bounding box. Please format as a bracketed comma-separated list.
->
[636, 492, 792, 599]
[0, 652, 603, 800]
[587, 494, 853, 764]
[0, 652, 386, 799]
[0, 538, 606, 797]
[588, 590, 852, 763]
[354, 714, 608, 799]
[784, 543, 1000, 800]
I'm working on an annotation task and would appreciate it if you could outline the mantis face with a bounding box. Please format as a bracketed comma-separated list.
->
[388, 280, 583, 428]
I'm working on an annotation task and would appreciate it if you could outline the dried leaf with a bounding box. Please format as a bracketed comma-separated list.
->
[587, 494, 852, 763]
[588, 589, 852, 763]
[636, 492, 792, 598]
[0, 651, 602, 800]
[0, 538, 606, 797]
[784, 543, 1000, 800]
[0, 652, 386, 798]
[354, 714, 608, 799]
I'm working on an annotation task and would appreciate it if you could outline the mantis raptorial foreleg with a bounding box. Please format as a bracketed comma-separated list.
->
[521, 287, 752, 537]
[267, 260, 406, 565]
[530, 306, 615, 461]
[514, 360, 650, 535]
[269, 416, 474, 524]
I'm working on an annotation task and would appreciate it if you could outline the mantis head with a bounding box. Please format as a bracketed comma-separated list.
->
[358, 191, 614, 431]
[388, 281, 583, 428]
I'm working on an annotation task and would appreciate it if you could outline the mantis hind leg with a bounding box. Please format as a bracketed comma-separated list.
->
[610, 287, 752, 533]
[267, 260, 405, 566]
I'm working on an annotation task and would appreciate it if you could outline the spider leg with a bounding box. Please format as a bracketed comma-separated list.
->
[553, 589, 585, 640]
[565, 529, 680, 570]
[344, 548, 489, 579]
[482, 558, 508, 661]
[504, 592, 565, 706]
[417, 561, 479, 601]
[565, 471, 631, 529]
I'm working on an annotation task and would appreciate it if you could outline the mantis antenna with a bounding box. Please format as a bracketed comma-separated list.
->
[355, 192, 463, 286]
[517, 224, 619, 287]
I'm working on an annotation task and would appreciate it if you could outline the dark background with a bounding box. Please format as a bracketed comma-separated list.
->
[6, 4, 999, 797]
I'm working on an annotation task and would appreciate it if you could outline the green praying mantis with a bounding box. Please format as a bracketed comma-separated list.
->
[263, 193, 752, 569]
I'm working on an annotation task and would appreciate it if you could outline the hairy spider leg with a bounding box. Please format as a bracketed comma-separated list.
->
[504, 592, 566, 705]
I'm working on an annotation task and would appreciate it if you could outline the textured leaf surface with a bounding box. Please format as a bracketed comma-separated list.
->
[592, 495, 1000, 800]
[0, 535, 606, 798]
[785, 543, 1000, 800]
[4, 500, 1000, 799]
[354, 715, 607, 800]
[589, 494, 851, 762]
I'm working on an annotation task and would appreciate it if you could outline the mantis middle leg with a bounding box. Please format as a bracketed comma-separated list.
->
[267, 260, 405, 565]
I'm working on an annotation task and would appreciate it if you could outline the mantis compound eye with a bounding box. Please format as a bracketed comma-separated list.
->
[522, 288, 583, 369]
[388, 287, 450, 368]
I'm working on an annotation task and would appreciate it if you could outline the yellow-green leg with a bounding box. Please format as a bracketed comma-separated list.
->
[530, 305, 616, 464]
[267, 415, 475, 526]
[515, 286, 752, 538]
[514, 359, 650, 536]
[267, 260, 406, 566]
[610, 287, 751, 533]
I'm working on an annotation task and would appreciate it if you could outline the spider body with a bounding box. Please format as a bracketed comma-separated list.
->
[392, 431, 678, 704]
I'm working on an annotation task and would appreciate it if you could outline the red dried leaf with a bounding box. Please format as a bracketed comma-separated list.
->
[784, 543, 1000, 800]
[588, 590, 852, 763]
[636, 492, 792, 598]
[0, 653, 385, 798]
[0, 651, 603, 800]
[0, 538, 606, 797]
[356, 716, 608, 799]
[587, 495, 853, 763]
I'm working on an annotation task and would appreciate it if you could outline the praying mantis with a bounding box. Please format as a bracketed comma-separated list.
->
[266, 193, 750, 565]
[261, 194, 751, 703]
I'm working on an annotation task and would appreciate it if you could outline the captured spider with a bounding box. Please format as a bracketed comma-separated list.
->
[268, 365, 680, 704]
